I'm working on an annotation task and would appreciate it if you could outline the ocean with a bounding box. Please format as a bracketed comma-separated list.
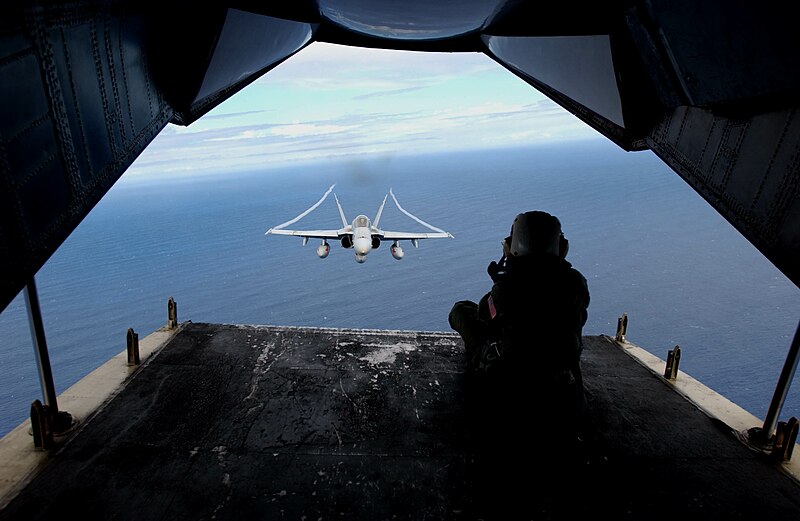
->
[1, 138, 798, 438]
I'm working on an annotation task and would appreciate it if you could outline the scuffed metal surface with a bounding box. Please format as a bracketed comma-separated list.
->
[3, 324, 800, 520]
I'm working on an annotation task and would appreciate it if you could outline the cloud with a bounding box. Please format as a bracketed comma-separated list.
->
[265, 43, 498, 92]
[352, 85, 428, 100]
[201, 109, 271, 121]
[270, 123, 356, 138]
[126, 43, 597, 179]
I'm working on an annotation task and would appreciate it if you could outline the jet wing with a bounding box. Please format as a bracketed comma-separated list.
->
[265, 185, 348, 241]
[376, 230, 454, 240]
[377, 189, 454, 241]
[266, 228, 349, 239]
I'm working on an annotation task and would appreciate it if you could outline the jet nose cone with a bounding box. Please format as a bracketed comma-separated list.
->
[354, 237, 371, 255]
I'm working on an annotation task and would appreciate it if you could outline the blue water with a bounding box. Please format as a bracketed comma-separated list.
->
[1, 139, 798, 438]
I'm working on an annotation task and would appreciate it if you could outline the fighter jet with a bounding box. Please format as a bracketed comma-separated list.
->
[266, 185, 453, 263]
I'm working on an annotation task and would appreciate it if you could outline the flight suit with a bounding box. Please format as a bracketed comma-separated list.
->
[450, 239, 591, 518]
[449, 252, 590, 436]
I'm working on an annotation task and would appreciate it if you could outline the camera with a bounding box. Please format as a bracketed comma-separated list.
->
[487, 256, 507, 282]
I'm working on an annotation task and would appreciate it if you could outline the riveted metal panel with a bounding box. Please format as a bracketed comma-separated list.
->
[648, 106, 800, 287]
[0, 3, 173, 312]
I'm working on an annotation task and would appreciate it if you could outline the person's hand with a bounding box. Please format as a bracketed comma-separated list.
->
[488, 260, 500, 280]
[487, 257, 505, 282]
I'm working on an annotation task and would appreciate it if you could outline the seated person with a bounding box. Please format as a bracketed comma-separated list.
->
[449, 210, 590, 440]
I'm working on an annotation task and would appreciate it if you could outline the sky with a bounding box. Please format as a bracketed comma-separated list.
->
[126, 42, 601, 178]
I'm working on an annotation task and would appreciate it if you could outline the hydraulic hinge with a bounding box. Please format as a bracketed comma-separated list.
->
[772, 417, 799, 462]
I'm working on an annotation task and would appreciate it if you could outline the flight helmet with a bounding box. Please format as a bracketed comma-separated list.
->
[509, 211, 568, 258]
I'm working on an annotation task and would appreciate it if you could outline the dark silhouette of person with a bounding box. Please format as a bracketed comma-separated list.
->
[449, 210, 590, 519]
